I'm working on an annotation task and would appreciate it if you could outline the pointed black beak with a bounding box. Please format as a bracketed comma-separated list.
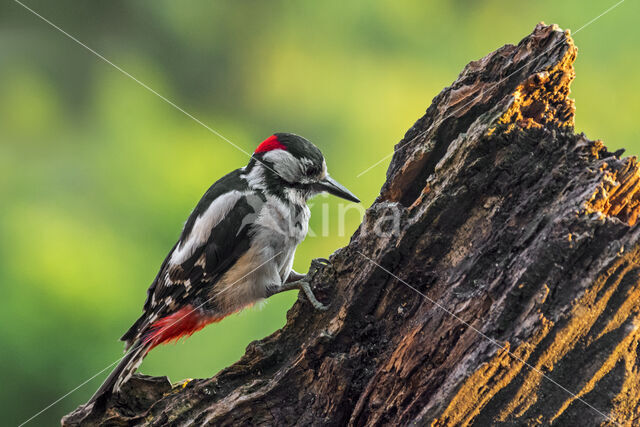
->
[318, 175, 360, 203]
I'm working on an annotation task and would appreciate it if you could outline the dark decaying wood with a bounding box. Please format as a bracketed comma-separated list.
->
[63, 23, 640, 426]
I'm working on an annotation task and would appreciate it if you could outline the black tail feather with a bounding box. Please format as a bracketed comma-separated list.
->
[87, 341, 150, 405]
[120, 314, 147, 350]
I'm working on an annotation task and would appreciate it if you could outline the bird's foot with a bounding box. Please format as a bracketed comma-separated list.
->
[293, 280, 329, 311]
[273, 258, 332, 311]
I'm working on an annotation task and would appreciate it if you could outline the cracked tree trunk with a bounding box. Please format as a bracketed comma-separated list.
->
[64, 23, 640, 426]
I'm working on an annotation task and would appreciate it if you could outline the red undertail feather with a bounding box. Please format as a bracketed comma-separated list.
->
[254, 134, 287, 153]
[143, 306, 223, 351]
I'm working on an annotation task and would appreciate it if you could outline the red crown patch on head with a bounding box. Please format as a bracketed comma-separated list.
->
[254, 135, 287, 154]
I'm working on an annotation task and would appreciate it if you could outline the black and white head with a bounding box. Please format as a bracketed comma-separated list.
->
[245, 133, 360, 203]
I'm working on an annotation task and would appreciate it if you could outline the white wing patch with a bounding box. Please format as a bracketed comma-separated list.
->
[170, 190, 244, 265]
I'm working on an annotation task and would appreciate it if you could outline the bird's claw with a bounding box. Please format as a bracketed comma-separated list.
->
[295, 257, 332, 311]
[298, 281, 329, 311]
[268, 258, 332, 310]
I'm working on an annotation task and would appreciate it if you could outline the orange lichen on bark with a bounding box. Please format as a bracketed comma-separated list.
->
[551, 326, 640, 424]
[585, 157, 640, 226]
[432, 317, 552, 427]
[497, 33, 576, 132]
[497, 259, 634, 421]
[609, 341, 640, 424]
[432, 254, 640, 425]
[384, 26, 577, 206]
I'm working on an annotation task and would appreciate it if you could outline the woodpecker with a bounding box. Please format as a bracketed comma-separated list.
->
[88, 132, 359, 405]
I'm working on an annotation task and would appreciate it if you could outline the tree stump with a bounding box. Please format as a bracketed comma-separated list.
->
[63, 23, 640, 426]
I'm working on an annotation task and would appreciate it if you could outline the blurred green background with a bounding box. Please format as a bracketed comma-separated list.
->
[1, 0, 637, 424]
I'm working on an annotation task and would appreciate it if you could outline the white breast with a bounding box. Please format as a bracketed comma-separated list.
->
[212, 195, 309, 314]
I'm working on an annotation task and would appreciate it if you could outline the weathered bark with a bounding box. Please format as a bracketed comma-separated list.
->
[64, 23, 640, 426]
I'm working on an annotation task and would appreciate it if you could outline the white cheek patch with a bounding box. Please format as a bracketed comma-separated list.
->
[263, 149, 304, 182]
[170, 191, 244, 265]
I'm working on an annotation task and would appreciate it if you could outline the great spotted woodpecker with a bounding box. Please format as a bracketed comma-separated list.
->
[88, 133, 359, 404]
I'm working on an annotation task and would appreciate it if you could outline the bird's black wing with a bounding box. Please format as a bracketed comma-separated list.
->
[121, 169, 263, 346]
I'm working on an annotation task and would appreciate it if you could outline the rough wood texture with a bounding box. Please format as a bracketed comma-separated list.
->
[64, 23, 640, 426]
